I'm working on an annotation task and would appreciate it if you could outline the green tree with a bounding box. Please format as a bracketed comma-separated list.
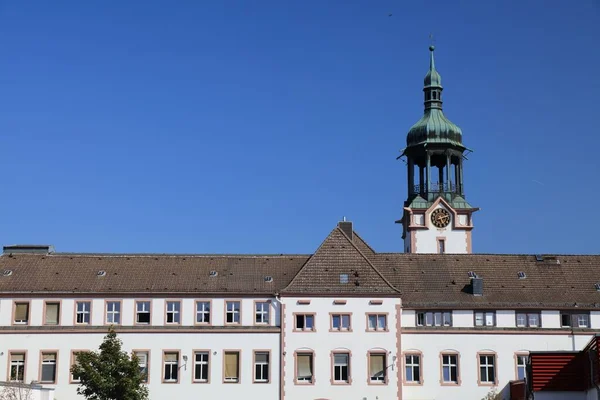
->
[70, 326, 149, 400]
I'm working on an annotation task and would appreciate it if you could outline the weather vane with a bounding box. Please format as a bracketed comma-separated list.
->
[429, 33, 435, 47]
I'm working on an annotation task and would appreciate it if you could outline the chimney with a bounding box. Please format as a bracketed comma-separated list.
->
[472, 277, 483, 296]
[3, 245, 55, 255]
[338, 219, 353, 241]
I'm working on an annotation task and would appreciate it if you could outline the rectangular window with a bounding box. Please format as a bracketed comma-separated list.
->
[416, 311, 452, 327]
[196, 301, 211, 324]
[166, 301, 181, 324]
[76, 301, 91, 324]
[296, 353, 313, 383]
[295, 314, 315, 331]
[134, 351, 149, 383]
[369, 353, 386, 382]
[442, 354, 459, 384]
[516, 354, 528, 380]
[255, 302, 270, 324]
[194, 352, 209, 382]
[44, 302, 60, 325]
[561, 312, 590, 328]
[226, 301, 240, 324]
[254, 352, 269, 383]
[479, 354, 496, 384]
[10, 353, 26, 382]
[475, 311, 496, 327]
[404, 354, 420, 383]
[224, 351, 240, 383]
[106, 301, 121, 325]
[71, 352, 85, 383]
[163, 352, 179, 383]
[14, 302, 29, 325]
[438, 239, 445, 254]
[40, 352, 57, 383]
[333, 353, 350, 383]
[516, 312, 540, 327]
[331, 314, 351, 331]
[367, 314, 387, 331]
[136, 301, 151, 324]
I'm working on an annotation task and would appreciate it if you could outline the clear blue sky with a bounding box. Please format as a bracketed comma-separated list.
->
[0, 1, 598, 254]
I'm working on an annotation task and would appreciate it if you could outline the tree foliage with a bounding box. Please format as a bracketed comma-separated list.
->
[70, 327, 149, 400]
[0, 383, 33, 400]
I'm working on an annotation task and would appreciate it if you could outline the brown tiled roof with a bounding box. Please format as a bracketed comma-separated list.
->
[281, 227, 399, 295]
[373, 253, 600, 309]
[0, 254, 309, 295]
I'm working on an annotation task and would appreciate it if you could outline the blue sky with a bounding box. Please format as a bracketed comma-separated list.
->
[0, 1, 598, 254]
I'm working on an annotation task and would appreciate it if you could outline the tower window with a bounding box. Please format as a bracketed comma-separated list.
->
[438, 239, 446, 254]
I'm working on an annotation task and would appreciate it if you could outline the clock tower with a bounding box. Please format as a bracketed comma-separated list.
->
[398, 46, 478, 254]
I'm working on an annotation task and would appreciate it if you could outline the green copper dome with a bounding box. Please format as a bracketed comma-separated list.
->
[406, 46, 463, 148]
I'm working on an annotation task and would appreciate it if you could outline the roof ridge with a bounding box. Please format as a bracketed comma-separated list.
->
[15, 253, 312, 258]
[352, 231, 376, 255]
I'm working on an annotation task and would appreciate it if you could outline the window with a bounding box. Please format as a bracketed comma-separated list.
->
[438, 239, 445, 254]
[331, 314, 351, 331]
[441, 354, 459, 384]
[76, 301, 91, 324]
[339, 274, 349, 284]
[416, 311, 452, 327]
[134, 351, 149, 383]
[196, 301, 210, 324]
[40, 352, 57, 383]
[193, 352, 209, 382]
[516, 312, 540, 327]
[475, 311, 496, 327]
[44, 302, 60, 325]
[163, 352, 179, 383]
[225, 301, 240, 324]
[479, 354, 496, 384]
[224, 351, 240, 383]
[367, 314, 387, 331]
[561, 312, 590, 328]
[9, 353, 26, 382]
[71, 352, 85, 383]
[516, 354, 528, 380]
[295, 314, 315, 331]
[136, 301, 151, 324]
[404, 354, 421, 383]
[13, 302, 29, 325]
[333, 353, 350, 383]
[255, 302, 270, 324]
[296, 353, 313, 383]
[369, 353, 386, 383]
[106, 301, 121, 325]
[166, 301, 181, 324]
[254, 351, 269, 383]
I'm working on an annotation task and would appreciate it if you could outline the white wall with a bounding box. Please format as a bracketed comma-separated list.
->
[412, 203, 469, 254]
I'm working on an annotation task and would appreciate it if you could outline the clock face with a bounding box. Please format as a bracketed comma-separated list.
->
[431, 208, 451, 228]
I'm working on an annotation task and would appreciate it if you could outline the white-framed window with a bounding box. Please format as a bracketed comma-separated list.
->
[331, 314, 351, 331]
[163, 352, 179, 382]
[296, 353, 313, 383]
[367, 314, 387, 331]
[226, 301, 240, 324]
[369, 353, 386, 382]
[295, 314, 315, 331]
[134, 351, 149, 383]
[561, 312, 590, 328]
[438, 239, 446, 254]
[76, 301, 91, 324]
[475, 311, 496, 327]
[516, 312, 540, 327]
[14, 303, 29, 325]
[71, 351, 86, 382]
[196, 301, 210, 324]
[479, 354, 496, 384]
[333, 353, 350, 383]
[224, 351, 240, 383]
[193, 352, 209, 382]
[405, 354, 420, 383]
[45, 302, 60, 325]
[255, 302, 270, 324]
[136, 301, 151, 324]
[40, 352, 57, 383]
[254, 352, 269, 383]
[442, 354, 459, 383]
[516, 354, 528, 380]
[417, 311, 452, 327]
[9, 353, 26, 382]
[166, 301, 181, 324]
[106, 301, 121, 324]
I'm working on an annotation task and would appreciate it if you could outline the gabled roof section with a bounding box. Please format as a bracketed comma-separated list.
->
[282, 227, 398, 295]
